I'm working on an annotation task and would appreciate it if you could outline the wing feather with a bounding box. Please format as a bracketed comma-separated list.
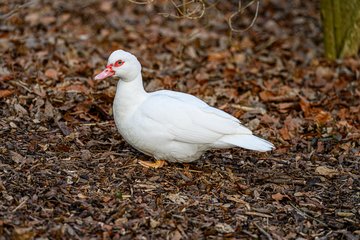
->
[140, 91, 251, 144]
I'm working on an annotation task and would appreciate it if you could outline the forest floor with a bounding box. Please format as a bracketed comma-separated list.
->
[0, 0, 359, 239]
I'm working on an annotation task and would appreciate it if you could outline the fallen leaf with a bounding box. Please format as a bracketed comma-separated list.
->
[150, 218, 160, 228]
[10, 151, 26, 164]
[167, 193, 188, 205]
[114, 218, 128, 226]
[0, 89, 14, 99]
[279, 126, 291, 140]
[44, 100, 54, 119]
[315, 166, 339, 177]
[299, 96, 311, 117]
[77, 193, 87, 199]
[315, 110, 332, 125]
[57, 121, 72, 136]
[336, 212, 355, 217]
[14, 104, 28, 116]
[40, 16, 56, 25]
[272, 192, 289, 201]
[81, 149, 91, 161]
[215, 223, 234, 233]
[102, 196, 112, 203]
[259, 90, 275, 102]
[208, 51, 230, 62]
[315, 66, 333, 87]
[45, 68, 58, 80]
[170, 230, 182, 240]
[58, 84, 89, 94]
[100, 1, 113, 12]
[226, 195, 247, 204]
[13, 227, 35, 240]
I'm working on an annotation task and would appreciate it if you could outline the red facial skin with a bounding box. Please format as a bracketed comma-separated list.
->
[94, 60, 124, 80]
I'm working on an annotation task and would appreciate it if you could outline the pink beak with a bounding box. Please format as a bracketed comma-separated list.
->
[94, 65, 115, 80]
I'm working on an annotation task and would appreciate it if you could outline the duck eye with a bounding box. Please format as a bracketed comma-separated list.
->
[114, 60, 124, 67]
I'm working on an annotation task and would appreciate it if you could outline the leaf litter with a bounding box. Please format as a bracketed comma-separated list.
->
[0, 0, 359, 239]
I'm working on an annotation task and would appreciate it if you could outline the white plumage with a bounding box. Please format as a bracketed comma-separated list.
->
[95, 50, 274, 164]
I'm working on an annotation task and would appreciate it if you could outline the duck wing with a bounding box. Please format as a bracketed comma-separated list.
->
[139, 91, 252, 145]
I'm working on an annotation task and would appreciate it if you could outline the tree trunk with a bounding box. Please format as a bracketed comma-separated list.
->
[320, 0, 360, 59]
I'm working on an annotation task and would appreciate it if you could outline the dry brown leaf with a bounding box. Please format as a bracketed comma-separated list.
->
[261, 114, 278, 125]
[58, 84, 89, 94]
[337, 108, 348, 120]
[170, 230, 182, 240]
[45, 68, 58, 80]
[167, 193, 188, 205]
[259, 90, 275, 102]
[315, 110, 332, 125]
[278, 102, 296, 111]
[57, 121, 72, 136]
[336, 212, 355, 217]
[315, 66, 333, 87]
[77, 193, 87, 199]
[215, 223, 235, 233]
[315, 166, 339, 177]
[12, 227, 35, 240]
[316, 141, 325, 153]
[299, 96, 311, 117]
[10, 151, 26, 164]
[40, 16, 56, 25]
[14, 104, 28, 116]
[102, 196, 112, 203]
[150, 218, 160, 229]
[207, 51, 230, 62]
[0, 89, 14, 99]
[44, 100, 54, 119]
[25, 12, 40, 25]
[100, 1, 112, 12]
[272, 192, 289, 201]
[226, 195, 248, 204]
[279, 127, 291, 140]
[33, 84, 46, 97]
[240, 36, 254, 48]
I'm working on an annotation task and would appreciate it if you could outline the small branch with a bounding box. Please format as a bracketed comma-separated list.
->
[289, 202, 328, 227]
[127, 0, 155, 4]
[254, 222, 273, 240]
[0, 0, 36, 20]
[128, 0, 257, 32]
[228, 0, 260, 32]
[12, 196, 29, 212]
[159, 0, 205, 19]
[245, 211, 273, 218]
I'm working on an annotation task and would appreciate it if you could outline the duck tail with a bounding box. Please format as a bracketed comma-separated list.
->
[220, 134, 275, 152]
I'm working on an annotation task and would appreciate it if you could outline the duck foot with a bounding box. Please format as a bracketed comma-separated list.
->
[138, 160, 166, 168]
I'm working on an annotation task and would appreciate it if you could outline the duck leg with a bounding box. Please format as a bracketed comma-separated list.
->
[138, 159, 166, 168]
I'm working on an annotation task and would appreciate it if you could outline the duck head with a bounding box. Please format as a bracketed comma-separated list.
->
[95, 50, 141, 82]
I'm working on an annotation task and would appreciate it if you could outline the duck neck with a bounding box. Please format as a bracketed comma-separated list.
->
[114, 73, 147, 118]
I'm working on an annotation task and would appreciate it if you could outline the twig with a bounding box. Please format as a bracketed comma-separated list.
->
[12, 196, 29, 212]
[80, 121, 113, 126]
[127, 0, 154, 4]
[242, 230, 258, 238]
[174, 167, 203, 173]
[289, 202, 328, 226]
[245, 211, 273, 218]
[228, 0, 260, 32]
[230, 104, 267, 114]
[0, 0, 36, 20]
[159, 0, 205, 19]
[128, 0, 258, 32]
[254, 222, 273, 240]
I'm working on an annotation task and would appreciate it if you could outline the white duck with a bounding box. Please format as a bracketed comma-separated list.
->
[95, 50, 274, 168]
